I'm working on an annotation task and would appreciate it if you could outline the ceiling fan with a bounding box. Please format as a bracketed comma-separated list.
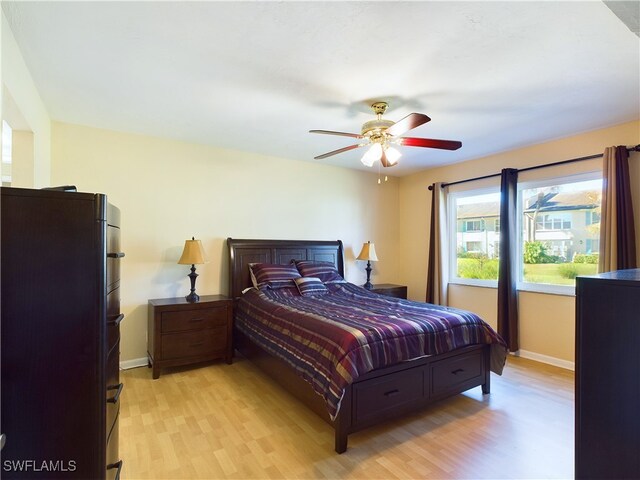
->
[310, 102, 462, 167]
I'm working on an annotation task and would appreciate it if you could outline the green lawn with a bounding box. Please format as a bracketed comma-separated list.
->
[457, 258, 597, 285]
[523, 262, 597, 285]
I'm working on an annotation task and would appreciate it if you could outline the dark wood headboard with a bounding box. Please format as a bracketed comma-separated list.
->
[227, 238, 344, 300]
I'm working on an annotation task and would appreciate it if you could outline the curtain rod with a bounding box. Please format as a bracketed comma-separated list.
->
[428, 144, 640, 191]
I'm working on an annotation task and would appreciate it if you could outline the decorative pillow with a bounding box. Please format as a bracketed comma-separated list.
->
[295, 260, 346, 283]
[249, 262, 301, 289]
[294, 277, 329, 296]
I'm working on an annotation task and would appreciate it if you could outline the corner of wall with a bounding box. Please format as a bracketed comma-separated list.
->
[1, 11, 52, 187]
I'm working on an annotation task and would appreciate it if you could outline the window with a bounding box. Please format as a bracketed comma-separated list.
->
[466, 241, 483, 252]
[585, 238, 599, 253]
[519, 174, 601, 293]
[535, 213, 571, 231]
[446, 173, 601, 294]
[449, 189, 500, 285]
[585, 211, 600, 225]
[464, 220, 483, 232]
[1, 120, 12, 186]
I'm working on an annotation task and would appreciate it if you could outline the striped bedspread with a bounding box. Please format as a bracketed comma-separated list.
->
[235, 282, 507, 419]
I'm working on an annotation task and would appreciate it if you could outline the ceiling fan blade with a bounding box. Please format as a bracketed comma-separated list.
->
[309, 129, 364, 139]
[386, 113, 431, 137]
[314, 144, 363, 160]
[400, 137, 462, 150]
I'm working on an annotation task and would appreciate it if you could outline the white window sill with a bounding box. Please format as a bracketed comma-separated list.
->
[449, 278, 498, 289]
[448, 279, 576, 297]
[517, 282, 575, 297]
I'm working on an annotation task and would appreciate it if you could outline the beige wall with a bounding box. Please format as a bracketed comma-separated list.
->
[399, 121, 640, 364]
[1, 13, 51, 187]
[51, 122, 401, 362]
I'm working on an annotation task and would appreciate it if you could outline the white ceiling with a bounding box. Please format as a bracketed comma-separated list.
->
[3, 1, 639, 176]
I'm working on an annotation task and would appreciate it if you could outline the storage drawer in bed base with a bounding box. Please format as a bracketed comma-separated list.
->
[344, 344, 489, 434]
[234, 328, 491, 454]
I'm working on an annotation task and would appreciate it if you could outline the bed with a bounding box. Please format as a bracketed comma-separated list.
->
[227, 238, 507, 453]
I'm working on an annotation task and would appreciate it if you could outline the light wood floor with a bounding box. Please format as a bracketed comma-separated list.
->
[120, 355, 574, 479]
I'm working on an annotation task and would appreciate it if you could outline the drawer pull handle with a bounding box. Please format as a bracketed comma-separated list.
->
[189, 318, 204, 323]
[190, 342, 204, 348]
[384, 389, 400, 397]
[107, 383, 124, 404]
[107, 460, 123, 480]
[451, 368, 465, 375]
[108, 314, 125, 326]
[107, 252, 126, 258]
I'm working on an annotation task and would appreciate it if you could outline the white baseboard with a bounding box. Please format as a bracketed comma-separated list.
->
[512, 349, 574, 371]
[120, 352, 574, 371]
[120, 357, 148, 370]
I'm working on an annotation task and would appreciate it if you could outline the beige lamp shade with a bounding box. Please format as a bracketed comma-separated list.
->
[356, 241, 378, 262]
[177, 238, 206, 265]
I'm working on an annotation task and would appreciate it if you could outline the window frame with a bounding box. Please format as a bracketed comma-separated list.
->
[517, 171, 602, 296]
[448, 186, 500, 288]
[1, 120, 12, 186]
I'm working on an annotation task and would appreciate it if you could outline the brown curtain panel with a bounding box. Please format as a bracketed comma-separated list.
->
[497, 168, 519, 352]
[599, 146, 637, 272]
[426, 182, 448, 305]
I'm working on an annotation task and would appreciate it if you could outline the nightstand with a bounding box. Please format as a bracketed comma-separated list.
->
[369, 283, 408, 299]
[147, 295, 233, 379]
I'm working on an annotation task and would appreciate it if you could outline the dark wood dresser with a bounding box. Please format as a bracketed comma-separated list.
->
[148, 295, 233, 379]
[1, 186, 124, 479]
[575, 269, 640, 479]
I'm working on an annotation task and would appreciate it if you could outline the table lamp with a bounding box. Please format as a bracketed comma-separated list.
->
[178, 237, 206, 302]
[356, 241, 378, 289]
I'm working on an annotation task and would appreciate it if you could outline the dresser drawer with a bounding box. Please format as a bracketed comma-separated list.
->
[161, 326, 227, 360]
[106, 226, 122, 292]
[353, 367, 424, 425]
[106, 288, 121, 352]
[430, 350, 483, 397]
[106, 341, 121, 438]
[106, 412, 122, 480]
[161, 306, 228, 333]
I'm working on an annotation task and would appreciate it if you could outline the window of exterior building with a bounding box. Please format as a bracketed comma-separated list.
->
[464, 220, 483, 232]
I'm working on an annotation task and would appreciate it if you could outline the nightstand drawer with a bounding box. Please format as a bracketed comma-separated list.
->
[161, 326, 227, 359]
[161, 307, 228, 333]
[370, 284, 408, 299]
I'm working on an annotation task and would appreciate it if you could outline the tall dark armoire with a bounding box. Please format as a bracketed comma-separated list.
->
[1, 186, 124, 479]
[575, 269, 640, 479]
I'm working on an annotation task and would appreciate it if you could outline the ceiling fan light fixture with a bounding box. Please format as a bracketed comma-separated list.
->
[384, 145, 401, 165]
[361, 143, 382, 167]
[310, 101, 461, 167]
